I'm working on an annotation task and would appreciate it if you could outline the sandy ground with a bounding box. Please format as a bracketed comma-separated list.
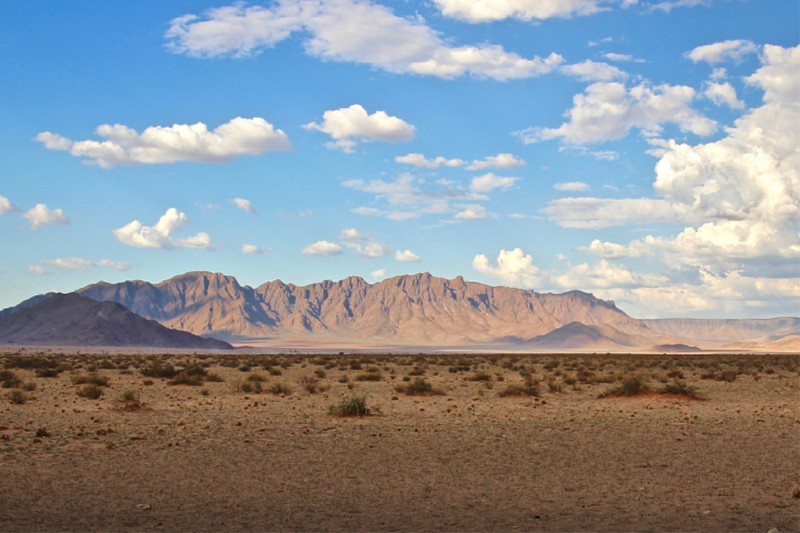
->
[0, 352, 798, 532]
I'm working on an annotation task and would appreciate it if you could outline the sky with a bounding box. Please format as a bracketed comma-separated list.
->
[0, 0, 798, 319]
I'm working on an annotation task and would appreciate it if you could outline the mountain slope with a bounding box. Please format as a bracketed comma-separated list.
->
[519, 322, 652, 350]
[0, 293, 233, 349]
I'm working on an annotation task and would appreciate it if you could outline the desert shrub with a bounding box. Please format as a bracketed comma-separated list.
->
[667, 370, 685, 379]
[35, 427, 51, 438]
[4, 357, 57, 370]
[118, 390, 142, 410]
[349, 360, 363, 370]
[268, 368, 283, 376]
[328, 394, 373, 417]
[140, 363, 177, 379]
[355, 372, 382, 382]
[35, 368, 61, 378]
[1, 370, 21, 389]
[717, 369, 738, 382]
[6, 389, 27, 404]
[72, 374, 109, 387]
[599, 375, 649, 398]
[544, 360, 560, 370]
[142, 379, 154, 386]
[661, 381, 703, 400]
[498, 376, 540, 397]
[77, 384, 103, 399]
[98, 360, 116, 370]
[246, 373, 267, 382]
[220, 359, 239, 368]
[183, 364, 208, 377]
[467, 371, 492, 382]
[168, 372, 203, 386]
[547, 377, 563, 393]
[205, 373, 224, 382]
[300, 376, 319, 394]
[200, 388, 209, 396]
[408, 367, 426, 376]
[314, 369, 326, 379]
[238, 365, 251, 372]
[280, 360, 292, 369]
[21, 382, 36, 392]
[394, 378, 444, 396]
[0, 370, 17, 382]
[266, 382, 292, 395]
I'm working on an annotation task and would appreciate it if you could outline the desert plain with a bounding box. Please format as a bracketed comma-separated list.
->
[0, 350, 798, 532]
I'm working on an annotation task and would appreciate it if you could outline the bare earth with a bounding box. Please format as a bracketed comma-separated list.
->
[0, 351, 798, 532]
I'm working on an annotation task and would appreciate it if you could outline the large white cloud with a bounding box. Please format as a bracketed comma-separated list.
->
[36, 117, 292, 169]
[113, 208, 215, 251]
[395, 250, 421, 262]
[302, 240, 343, 256]
[0, 195, 20, 215]
[517, 81, 716, 145]
[686, 40, 759, 65]
[23, 204, 69, 230]
[465, 153, 526, 170]
[703, 81, 744, 109]
[304, 105, 414, 152]
[431, 0, 607, 23]
[469, 173, 519, 193]
[165, 0, 564, 81]
[560, 60, 627, 82]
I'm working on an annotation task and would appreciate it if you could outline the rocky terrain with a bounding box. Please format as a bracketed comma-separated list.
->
[0, 293, 232, 350]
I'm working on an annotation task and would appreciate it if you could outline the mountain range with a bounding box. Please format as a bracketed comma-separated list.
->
[4, 271, 796, 352]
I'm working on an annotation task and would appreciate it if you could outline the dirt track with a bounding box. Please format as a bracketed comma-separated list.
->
[0, 352, 798, 532]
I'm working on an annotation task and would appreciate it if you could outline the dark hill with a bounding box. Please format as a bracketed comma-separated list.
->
[519, 322, 646, 350]
[0, 293, 232, 349]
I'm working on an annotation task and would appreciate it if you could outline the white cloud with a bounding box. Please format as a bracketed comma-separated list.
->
[343, 174, 486, 220]
[686, 40, 759, 64]
[113, 208, 214, 250]
[36, 117, 292, 169]
[469, 173, 519, 193]
[395, 250, 421, 262]
[340, 228, 393, 257]
[0, 195, 19, 215]
[304, 105, 414, 153]
[28, 265, 51, 275]
[41, 257, 93, 270]
[350, 206, 386, 216]
[603, 52, 632, 62]
[242, 244, 265, 254]
[302, 240, 343, 256]
[578, 239, 649, 259]
[650, 0, 718, 12]
[588, 37, 613, 47]
[432, 0, 607, 23]
[541, 197, 688, 228]
[517, 81, 716, 145]
[23, 204, 69, 230]
[166, 0, 564, 81]
[702, 81, 744, 109]
[465, 153, 526, 170]
[454, 204, 488, 220]
[371, 268, 387, 280]
[299, 210, 313, 217]
[591, 150, 619, 160]
[473, 248, 547, 287]
[395, 153, 464, 168]
[560, 60, 627, 82]
[231, 198, 257, 214]
[554, 181, 590, 191]
[95, 259, 136, 271]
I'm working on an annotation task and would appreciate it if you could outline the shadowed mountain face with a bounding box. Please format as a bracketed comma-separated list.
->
[0, 293, 232, 349]
[4, 271, 798, 349]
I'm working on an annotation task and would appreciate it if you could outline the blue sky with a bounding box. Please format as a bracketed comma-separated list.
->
[0, 0, 798, 318]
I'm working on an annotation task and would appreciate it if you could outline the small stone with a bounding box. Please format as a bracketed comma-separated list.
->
[792, 484, 800, 498]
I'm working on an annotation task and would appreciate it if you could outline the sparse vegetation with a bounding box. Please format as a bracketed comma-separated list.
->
[394, 378, 444, 396]
[72, 374, 109, 387]
[266, 382, 292, 395]
[599, 375, 649, 398]
[328, 394, 373, 417]
[498, 376, 540, 397]
[661, 381, 704, 400]
[6, 389, 27, 404]
[140, 362, 178, 379]
[168, 372, 203, 386]
[77, 384, 103, 399]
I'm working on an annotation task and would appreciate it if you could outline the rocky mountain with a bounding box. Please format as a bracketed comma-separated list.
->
[4, 271, 798, 350]
[0, 293, 232, 349]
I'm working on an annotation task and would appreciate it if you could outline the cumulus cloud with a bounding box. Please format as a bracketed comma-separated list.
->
[465, 153, 526, 170]
[302, 240, 343, 256]
[113, 208, 214, 250]
[454, 204, 488, 220]
[516, 81, 716, 145]
[340, 228, 393, 257]
[304, 105, 414, 152]
[95, 259, 136, 271]
[350, 206, 386, 216]
[0, 195, 19, 215]
[560, 60, 627, 82]
[685, 40, 759, 64]
[242, 244, 265, 254]
[343, 174, 486, 220]
[395, 153, 464, 168]
[166, 0, 564, 81]
[469, 173, 519, 193]
[702, 81, 744, 109]
[603, 53, 632, 62]
[23, 204, 69, 230]
[432, 0, 607, 23]
[231, 198, 257, 214]
[650, 0, 719, 12]
[535, 45, 800, 316]
[371, 268, 387, 280]
[36, 117, 292, 169]
[395, 250, 421, 262]
[41, 257, 93, 270]
[554, 181, 590, 191]
[28, 265, 51, 275]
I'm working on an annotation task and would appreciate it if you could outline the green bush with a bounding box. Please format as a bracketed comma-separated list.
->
[6, 389, 27, 404]
[661, 381, 703, 400]
[139, 363, 177, 379]
[328, 394, 372, 417]
[394, 378, 444, 396]
[599, 375, 649, 398]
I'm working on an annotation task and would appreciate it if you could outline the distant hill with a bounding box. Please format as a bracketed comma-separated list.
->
[0, 293, 232, 349]
[3, 271, 798, 351]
